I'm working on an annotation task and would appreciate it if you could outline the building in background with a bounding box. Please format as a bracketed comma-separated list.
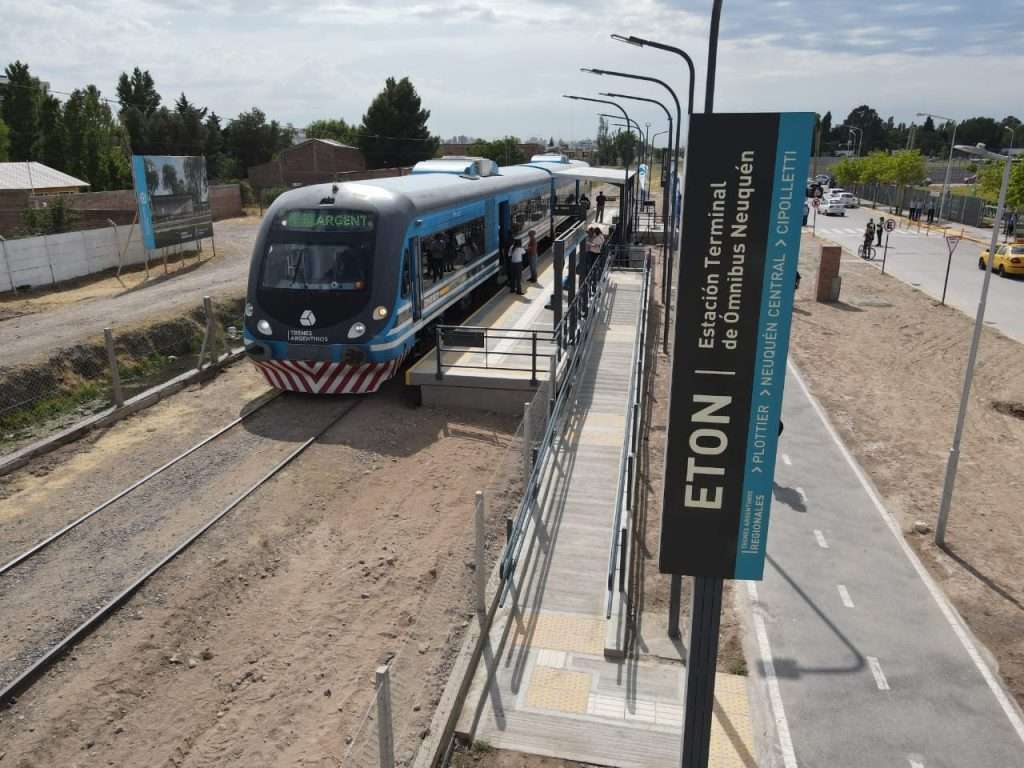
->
[247, 138, 367, 191]
[0, 162, 89, 194]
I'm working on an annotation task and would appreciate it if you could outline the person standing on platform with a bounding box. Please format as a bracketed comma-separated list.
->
[596, 190, 606, 223]
[927, 202, 936, 224]
[509, 238, 525, 295]
[526, 230, 539, 283]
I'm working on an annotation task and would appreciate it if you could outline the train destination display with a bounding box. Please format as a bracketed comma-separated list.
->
[659, 112, 813, 580]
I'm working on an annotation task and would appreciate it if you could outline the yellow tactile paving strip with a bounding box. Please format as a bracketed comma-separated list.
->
[526, 667, 592, 714]
[513, 612, 606, 655]
[710, 673, 757, 768]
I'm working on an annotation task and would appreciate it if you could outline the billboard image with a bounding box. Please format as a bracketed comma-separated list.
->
[131, 155, 213, 250]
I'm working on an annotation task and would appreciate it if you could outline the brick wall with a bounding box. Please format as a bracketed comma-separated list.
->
[248, 141, 368, 189]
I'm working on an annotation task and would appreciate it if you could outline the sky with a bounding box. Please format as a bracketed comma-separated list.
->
[2, 0, 1022, 145]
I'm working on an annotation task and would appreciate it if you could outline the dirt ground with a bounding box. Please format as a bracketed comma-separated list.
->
[452, 744, 598, 767]
[0, 361, 520, 767]
[791, 234, 1024, 707]
[0, 215, 260, 369]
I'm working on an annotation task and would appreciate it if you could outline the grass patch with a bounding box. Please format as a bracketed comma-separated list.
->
[726, 656, 748, 677]
[472, 740, 494, 754]
[0, 381, 107, 438]
[120, 352, 176, 381]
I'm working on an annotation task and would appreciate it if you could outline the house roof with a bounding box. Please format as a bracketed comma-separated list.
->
[0, 162, 90, 191]
[288, 138, 358, 152]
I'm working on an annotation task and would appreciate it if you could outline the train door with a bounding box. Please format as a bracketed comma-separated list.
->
[498, 201, 511, 285]
[409, 237, 423, 321]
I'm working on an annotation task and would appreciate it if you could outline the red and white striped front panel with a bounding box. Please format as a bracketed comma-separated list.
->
[253, 357, 403, 395]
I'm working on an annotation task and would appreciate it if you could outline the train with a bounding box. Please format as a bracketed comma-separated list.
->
[242, 154, 592, 394]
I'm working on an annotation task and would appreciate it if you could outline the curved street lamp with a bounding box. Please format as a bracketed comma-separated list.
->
[563, 94, 635, 243]
[917, 111, 958, 221]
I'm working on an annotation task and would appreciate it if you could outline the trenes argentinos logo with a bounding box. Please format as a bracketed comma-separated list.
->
[299, 309, 316, 327]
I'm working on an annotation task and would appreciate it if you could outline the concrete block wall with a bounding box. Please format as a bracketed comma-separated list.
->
[0, 224, 149, 292]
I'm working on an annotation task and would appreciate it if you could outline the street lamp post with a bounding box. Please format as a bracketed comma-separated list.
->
[582, 66, 687, 352]
[843, 125, 863, 156]
[599, 91, 676, 306]
[918, 112, 958, 222]
[563, 95, 635, 242]
[601, 112, 645, 227]
[935, 144, 1015, 547]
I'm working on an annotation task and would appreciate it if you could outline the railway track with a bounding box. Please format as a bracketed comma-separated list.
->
[0, 392, 362, 708]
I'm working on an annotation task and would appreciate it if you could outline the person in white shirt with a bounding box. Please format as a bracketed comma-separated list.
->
[509, 238, 525, 295]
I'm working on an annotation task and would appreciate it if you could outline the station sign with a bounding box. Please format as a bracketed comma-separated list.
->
[659, 112, 813, 580]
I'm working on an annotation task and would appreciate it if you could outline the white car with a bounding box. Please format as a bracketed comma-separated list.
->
[825, 192, 858, 208]
[817, 199, 847, 216]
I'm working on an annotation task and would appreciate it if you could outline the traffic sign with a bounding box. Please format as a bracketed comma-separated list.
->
[885, 218, 896, 232]
[812, 197, 820, 209]
[660, 112, 813, 581]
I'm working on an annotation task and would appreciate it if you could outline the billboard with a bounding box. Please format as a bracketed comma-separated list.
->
[658, 112, 813, 580]
[131, 155, 213, 250]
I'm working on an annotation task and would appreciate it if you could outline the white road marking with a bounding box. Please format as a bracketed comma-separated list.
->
[867, 656, 891, 691]
[908, 758, 925, 768]
[747, 582, 798, 768]
[813, 529, 829, 549]
[781, 453, 792, 466]
[837, 584, 855, 608]
[789, 360, 1024, 745]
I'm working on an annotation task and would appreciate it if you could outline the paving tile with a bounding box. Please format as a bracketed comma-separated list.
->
[525, 667, 591, 714]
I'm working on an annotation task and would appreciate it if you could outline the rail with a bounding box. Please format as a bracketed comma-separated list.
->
[606, 247, 652, 618]
[434, 326, 556, 385]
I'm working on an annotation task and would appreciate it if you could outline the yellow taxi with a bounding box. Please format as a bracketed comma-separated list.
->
[979, 240, 1024, 277]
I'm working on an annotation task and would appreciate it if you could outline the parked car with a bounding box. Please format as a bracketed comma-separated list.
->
[833, 192, 859, 208]
[818, 199, 847, 216]
[965, 175, 977, 184]
[814, 174, 830, 185]
[979, 242, 1024, 277]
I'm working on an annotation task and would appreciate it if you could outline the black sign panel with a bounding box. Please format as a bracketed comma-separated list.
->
[659, 112, 813, 580]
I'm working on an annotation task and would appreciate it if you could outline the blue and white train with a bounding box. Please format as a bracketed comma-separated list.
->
[243, 154, 590, 394]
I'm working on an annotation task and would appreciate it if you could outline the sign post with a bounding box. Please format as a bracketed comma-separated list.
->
[941, 235, 961, 305]
[882, 217, 895, 274]
[660, 112, 813, 767]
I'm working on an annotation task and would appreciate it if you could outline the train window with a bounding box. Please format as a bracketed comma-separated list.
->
[261, 241, 371, 291]
[420, 217, 486, 289]
[401, 247, 412, 298]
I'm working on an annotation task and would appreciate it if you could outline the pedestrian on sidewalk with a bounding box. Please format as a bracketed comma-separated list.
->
[927, 202, 935, 224]
[803, 199, 809, 227]
[876, 216, 884, 246]
[909, 201, 917, 221]
[509, 238, 525, 295]
[1005, 212, 1017, 241]
[596, 190, 606, 223]
[526, 230, 539, 283]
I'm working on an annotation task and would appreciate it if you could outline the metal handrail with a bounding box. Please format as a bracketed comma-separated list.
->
[498, 248, 616, 596]
[605, 249, 652, 617]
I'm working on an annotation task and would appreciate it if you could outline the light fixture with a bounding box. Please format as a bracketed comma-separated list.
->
[257, 319, 272, 335]
[348, 322, 366, 339]
[610, 34, 644, 47]
[373, 306, 389, 320]
[245, 302, 254, 317]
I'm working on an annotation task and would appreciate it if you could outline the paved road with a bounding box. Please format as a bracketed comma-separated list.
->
[808, 201, 1024, 342]
[0, 217, 260, 368]
[746, 364, 1024, 768]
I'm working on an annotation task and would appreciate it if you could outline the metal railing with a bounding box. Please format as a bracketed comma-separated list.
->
[434, 325, 556, 385]
[497, 241, 616, 597]
[606, 249, 652, 618]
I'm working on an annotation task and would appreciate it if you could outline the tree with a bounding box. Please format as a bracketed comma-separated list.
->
[466, 136, 525, 166]
[2, 61, 41, 160]
[223, 107, 294, 173]
[595, 117, 616, 165]
[173, 93, 208, 154]
[116, 68, 161, 115]
[35, 93, 65, 170]
[306, 118, 357, 145]
[357, 76, 438, 169]
[818, 110, 832, 152]
[614, 130, 637, 166]
[957, 116, 1005, 151]
[842, 105, 886, 153]
[977, 160, 1024, 209]
[0, 117, 9, 161]
[832, 156, 862, 187]
[62, 85, 130, 191]
[204, 112, 227, 179]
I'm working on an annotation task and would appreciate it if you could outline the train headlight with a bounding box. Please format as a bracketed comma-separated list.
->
[373, 305, 389, 320]
[348, 322, 366, 339]
[257, 319, 272, 336]
[245, 302, 254, 317]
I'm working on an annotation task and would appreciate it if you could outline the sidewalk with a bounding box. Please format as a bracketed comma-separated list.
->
[746, 363, 1024, 767]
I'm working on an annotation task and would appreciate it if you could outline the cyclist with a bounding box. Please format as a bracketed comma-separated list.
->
[862, 221, 875, 258]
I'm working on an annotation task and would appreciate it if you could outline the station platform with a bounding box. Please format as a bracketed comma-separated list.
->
[406, 210, 619, 414]
[453, 260, 756, 766]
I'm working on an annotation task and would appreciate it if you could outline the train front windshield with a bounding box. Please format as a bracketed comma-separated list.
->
[261, 209, 375, 292]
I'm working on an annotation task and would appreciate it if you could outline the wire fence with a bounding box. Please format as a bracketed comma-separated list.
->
[0, 296, 241, 458]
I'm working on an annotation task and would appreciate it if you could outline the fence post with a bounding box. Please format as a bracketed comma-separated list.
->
[475, 490, 486, 614]
[522, 401, 532, 481]
[548, 353, 557, 416]
[0, 235, 16, 294]
[375, 665, 395, 768]
[530, 331, 538, 385]
[105, 328, 124, 408]
[435, 325, 443, 380]
[197, 296, 216, 370]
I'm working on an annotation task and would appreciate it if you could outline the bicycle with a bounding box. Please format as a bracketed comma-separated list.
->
[858, 243, 877, 260]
